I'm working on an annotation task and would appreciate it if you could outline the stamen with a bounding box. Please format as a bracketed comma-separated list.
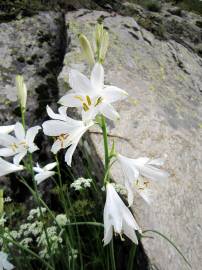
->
[83, 103, 89, 111]
[86, 95, 92, 106]
[74, 95, 83, 102]
[10, 143, 18, 152]
[57, 134, 69, 148]
[94, 97, 103, 107]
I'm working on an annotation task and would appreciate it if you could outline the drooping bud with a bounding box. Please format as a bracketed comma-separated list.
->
[16, 75, 27, 110]
[79, 34, 95, 66]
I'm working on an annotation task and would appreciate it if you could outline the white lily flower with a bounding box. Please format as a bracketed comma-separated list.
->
[0, 125, 14, 134]
[33, 162, 57, 185]
[0, 158, 24, 177]
[59, 63, 128, 121]
[0, 252, 14, 270]
[0, 122, 41, 165]
[103, 183, 140, 246]
[117, 154, 169, 206]
[42, 106, 94, 166]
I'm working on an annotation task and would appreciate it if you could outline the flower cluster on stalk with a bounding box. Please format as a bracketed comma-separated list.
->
[0, 23, 170, 267]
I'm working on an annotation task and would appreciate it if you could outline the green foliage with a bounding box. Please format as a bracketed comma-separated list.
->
[145, 0, 162, 12]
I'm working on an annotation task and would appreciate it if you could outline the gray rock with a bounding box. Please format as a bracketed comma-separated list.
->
[58, 9, 202, 270]
[0, 11, 66, 126]
[0, 11, 66, 194]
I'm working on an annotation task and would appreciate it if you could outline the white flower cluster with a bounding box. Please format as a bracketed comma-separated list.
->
[111, 183, 127, 196]
[0, 24, 170, 251]
[37, 226, 63, 258]
[70, 177, 92, 191]
[69, 248, 78, 261]
[55, 214, 69, 227]
[27, 207, 47, 221]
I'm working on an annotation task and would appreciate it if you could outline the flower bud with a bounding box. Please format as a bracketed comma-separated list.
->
[16, 75, 27, 110]
[79, 34, 95, 66]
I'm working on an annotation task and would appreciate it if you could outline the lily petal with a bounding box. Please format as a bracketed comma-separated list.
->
[26, 126, 41, 146]
[14, 122, 25, 141]
[13, 151, 27, 165]
[59, 93, 84, 108]
[69, 69, 93, 94]
[91, 63, 104, 91]
[0, 125, 15, 134]
[102, 85, 128, 103]
[0, 157, 24, 177]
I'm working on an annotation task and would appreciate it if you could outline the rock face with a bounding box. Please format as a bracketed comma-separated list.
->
[0, 11, 66, 195]
[0, 11, 66, 126]
[58, 9, 202, 270]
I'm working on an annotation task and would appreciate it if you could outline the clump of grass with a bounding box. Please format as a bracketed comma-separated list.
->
[145, 0, 162, 12]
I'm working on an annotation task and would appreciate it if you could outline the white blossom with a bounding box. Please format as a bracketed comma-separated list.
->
[33, 162, 57, 185]
[42, 106, 94, 166]
[103, 183, 140, 246]
[0, 251, 14, 270]
[0, 122, 41, 165]
[70, 177, 92, 191]
[0, 158, 24, 177]
[55, 214, 68, 227]
[117, 154, 169, 206]
[0, 126, 14, 135]
[59, 63, 128, 121]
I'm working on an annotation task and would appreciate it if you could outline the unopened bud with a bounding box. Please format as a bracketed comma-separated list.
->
[16, 75, 27, 110]
[79, 34, 95, 66]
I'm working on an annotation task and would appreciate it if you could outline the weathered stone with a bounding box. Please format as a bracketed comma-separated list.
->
[0, 11, 66, 196]
[120, 2, 202, 56]
[58, 9, 202, 270]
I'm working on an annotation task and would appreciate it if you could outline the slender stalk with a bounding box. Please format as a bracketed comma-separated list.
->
[28, 153, 54, 266]
[21, 107, 25, 130]
[101, 115, 110, 184]
[110, 239, 116, 270]
[2, 234, 54, 270]
[127, 244, 137, 270]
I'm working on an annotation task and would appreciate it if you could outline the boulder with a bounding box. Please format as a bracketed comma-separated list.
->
[58, 9, 202, 270]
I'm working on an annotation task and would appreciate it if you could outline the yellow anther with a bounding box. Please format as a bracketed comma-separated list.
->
[57, 134, 69, 148]
[82, 103, 89, 112]
[95, 97, 103, 107]
[74, 95, 83, 102]
[86, 95, 92, 106]
[10, 143, 18, 152]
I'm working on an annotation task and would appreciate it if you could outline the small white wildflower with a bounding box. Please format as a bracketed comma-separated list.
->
[9, 230, 19, 240]
[0, 214, 6, 227]
[69, 249, 78, 261]
[20, 237, 33, 248]
[37, 226, 62, 258]
[33, 162, 57, 185]
[4, 197, 12, 203]
[28, 207, 46, 220]
[111, 183, 127, 196]
[70, 177, 92, 191]
[55, 214, 68, 227]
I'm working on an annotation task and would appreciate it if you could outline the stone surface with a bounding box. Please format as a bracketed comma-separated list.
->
[0, 11, 66, 195]
[58, 9, 202, 270]
[120, 1, 202, 56]
[0, 11, 65, 125]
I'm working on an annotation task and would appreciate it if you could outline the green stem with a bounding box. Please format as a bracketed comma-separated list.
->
[2, 234, 54, 270]
[127, 244, 137, 270]
[110, 239, 116, 270]
[101, 115, 109, 184]
[143, 230, 192, 268]
[21, 106, 25, 129]
[28, 153, 54, 267]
